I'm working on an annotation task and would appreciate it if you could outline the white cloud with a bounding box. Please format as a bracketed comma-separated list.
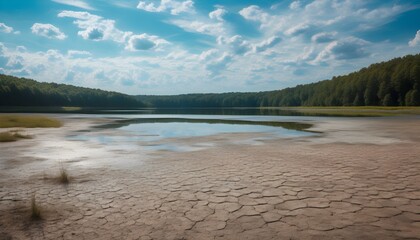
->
[218, 35, 250, 55]
[0, 42, 212, 94]
[239, 5, 270, 23]
[285, 23, 314, 36]
[199, 49, 218, 61]
[209, 8, 227, 21]
[251, 36, 281, 53]
[58, 10, 100, 20]
[289, 1, 301, 10]
[137, 0, 194, 15]
[58, 11, 131, 43]
[125, 34, 168, 51]
[315, 37, 370, 62]
[2, 1, 419, 95]
[0, 23, 13, 34]
[206, 52, 233, 76]
[31, 23, 67, 40]
[170, 20, 224, 37]
[409, 30, 420, 47]
[235, 1, 416, 71]
[217, 34, 281, 56]
[240, 1, 413, 36]
[59, 10, 171, 53]
[67, 50, 92, 58]
[16, 46, 26, 52]
[51, 0, 95, 10]
[311, 32, 337, 43]
[79, 27, 104, 41]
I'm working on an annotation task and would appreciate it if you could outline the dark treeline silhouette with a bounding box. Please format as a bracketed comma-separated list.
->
[0, 75, 144, 107]
[138, 54, 420, 107]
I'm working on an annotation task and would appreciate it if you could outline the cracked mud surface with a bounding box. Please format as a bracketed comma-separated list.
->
[1, 115, 420, 239]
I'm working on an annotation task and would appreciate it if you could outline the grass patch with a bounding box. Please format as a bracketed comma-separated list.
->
[58, 163, 69, 184]
[0, 131, 32, 142]
[270, 106, 420, 117]
[0, 115, 62, 128]
[61, 106, 82, 112]
[31, 194, 41, 220]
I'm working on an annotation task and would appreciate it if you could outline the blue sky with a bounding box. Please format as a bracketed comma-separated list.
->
[0, 0, 419, 95]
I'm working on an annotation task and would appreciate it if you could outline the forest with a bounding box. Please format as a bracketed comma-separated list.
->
[0, 75, 144, 107]
[1, 54, 419, 108]
[138, 54, 420, 107]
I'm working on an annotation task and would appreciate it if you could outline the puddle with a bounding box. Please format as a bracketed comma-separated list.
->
[67, 117, 316, 152]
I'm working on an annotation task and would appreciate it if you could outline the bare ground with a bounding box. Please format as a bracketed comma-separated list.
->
[0, 115, 419, 240]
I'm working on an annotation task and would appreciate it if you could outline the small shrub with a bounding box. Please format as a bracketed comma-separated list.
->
[0, 132, 17, 142]
[31, 194, 41, 220]
[59, 164, 69, 184]
[0, 115, 62, 128]
[0, 131, 31, 142]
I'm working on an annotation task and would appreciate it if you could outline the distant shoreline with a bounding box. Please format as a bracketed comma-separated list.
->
[1, 106, 420, 117]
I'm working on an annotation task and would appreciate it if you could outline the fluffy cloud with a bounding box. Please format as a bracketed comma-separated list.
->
[251, 36, 281, 53]
[170, 20, 224, 36]
[218, 35, 250, 55]
[209, 8, 227, 21]
[31, 23, 67, 40]
[58, 11, 131, 43]
[240, 1, 413, 36]
[59, 10, 171, 53]
[0, 42, 206, 94]
[199, 49, 218, 61]
[80, 27, 104, 40]
[217, 35, 281, 56]
[205, 52, 233, 76]
[285, 23, 315, 37]
[289, 1, 301, 10]
[315, 37, 369, 62]
[51, 0, 95, 10]
[137, 0, 194, 15]
[0, 23, 13, 34]
[125, 34, 168, 51]
[58, 10, 99, 20]
[239, 5, 270, 23]
[409, 30, 420, 47]
[235, 1, 415, 69]
[2, 1, 419, 95]
[67, 50, 92, 58]
[311, 32, 337, 43]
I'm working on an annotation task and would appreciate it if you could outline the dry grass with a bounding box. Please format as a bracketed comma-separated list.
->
[0, 131, 32, 142]
[59, 163, 69, 184]
[0, 115, 62, 128]
[31, 194, 41, 220]
[275, 106, 420, 117]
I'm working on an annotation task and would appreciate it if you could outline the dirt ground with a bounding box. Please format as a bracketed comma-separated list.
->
[0, 115, 419, 240]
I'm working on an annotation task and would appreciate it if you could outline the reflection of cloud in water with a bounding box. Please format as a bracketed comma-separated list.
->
[23, 134, 150, 169]
[67, 121, 315, 153]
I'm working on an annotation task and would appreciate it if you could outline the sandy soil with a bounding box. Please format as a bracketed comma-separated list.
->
[0, 115, 420, 240]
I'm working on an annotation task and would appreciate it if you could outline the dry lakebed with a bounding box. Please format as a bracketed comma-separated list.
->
[0, 114, 420, 240]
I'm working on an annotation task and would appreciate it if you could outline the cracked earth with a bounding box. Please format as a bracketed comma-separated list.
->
[1, 115, 420, 239]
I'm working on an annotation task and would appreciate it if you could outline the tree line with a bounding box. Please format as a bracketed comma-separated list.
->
[1, 54, 419, 108]
[0, 75, 144, 107]
[138, 54, 420, 107]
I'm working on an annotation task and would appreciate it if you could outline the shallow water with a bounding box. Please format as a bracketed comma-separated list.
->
[67, 115, 317, 152]
[120, 121, 312, 140]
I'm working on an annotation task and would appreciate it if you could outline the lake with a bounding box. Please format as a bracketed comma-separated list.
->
[66, 113, 320, 152]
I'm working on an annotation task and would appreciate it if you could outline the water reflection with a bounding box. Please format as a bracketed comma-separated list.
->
[68, 117, 317, 152]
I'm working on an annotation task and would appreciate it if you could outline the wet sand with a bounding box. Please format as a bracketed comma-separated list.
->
[1, 115, 420, 239]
